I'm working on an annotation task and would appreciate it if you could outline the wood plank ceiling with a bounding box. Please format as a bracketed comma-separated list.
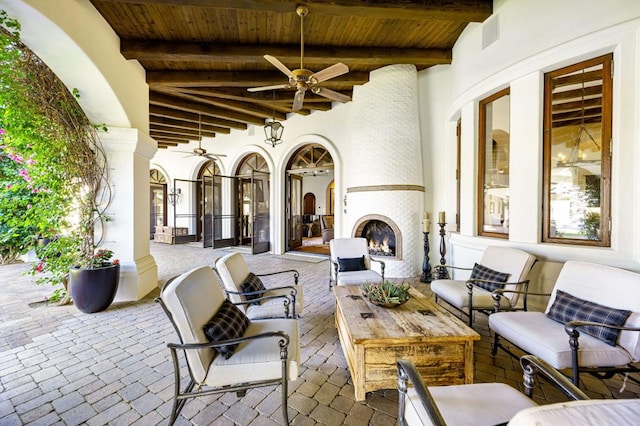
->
[89, 0, 493, 149]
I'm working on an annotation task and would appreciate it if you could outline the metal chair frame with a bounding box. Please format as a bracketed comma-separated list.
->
[156, 280, 293, 425]
[397, 355, 589, 426]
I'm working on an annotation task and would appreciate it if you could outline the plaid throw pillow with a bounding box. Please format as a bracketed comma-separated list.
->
[241, 272, 266, 304]
[547, 290, 632, 346]
[203, 300, 250, 359]
[469, 263, 510, 292]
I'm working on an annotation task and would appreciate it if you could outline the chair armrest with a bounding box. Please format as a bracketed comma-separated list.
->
[397, 359, 446, 426]
[168, 330, 291, 352]
[256, 269, 300, 285]
[520, 355, 589, 400]
[565, 320, 640, 336]
[492, 288, 550, 312]
[434, 264, 473, 272]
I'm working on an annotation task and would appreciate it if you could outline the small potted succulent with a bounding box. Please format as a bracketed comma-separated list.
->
[361, 280, 411, 308]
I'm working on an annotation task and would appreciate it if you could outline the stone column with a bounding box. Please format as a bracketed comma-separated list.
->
[100, 127, 158, 302]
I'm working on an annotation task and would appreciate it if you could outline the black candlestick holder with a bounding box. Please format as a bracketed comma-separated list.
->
[420, 231, 432, 283]
[436, 222, 450, 279]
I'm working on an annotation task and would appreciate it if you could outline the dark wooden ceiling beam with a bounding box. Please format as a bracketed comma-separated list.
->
[149, 105, 246, 130]
[106, 0, 492, 22]
[122, 40, 451, 66]
[175, 87, 349, 104]
[150, 133, 197, 143]
[157, 141, 180, 147]
[150, 92, 265, 126]
[149, 115, 231, 134]
[151, 125, 216, 138]
[174, 87, 334, 115]
[153, 87, 287, 121]
[147, 70, 370, 88]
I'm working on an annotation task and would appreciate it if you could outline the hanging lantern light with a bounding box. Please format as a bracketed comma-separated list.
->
[264, 90, 284, 147]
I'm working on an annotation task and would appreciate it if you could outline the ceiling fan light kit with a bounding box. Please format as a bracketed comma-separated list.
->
[248, 4, 351, 112]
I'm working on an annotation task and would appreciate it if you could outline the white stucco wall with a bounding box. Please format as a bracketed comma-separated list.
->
[415, 0, 640, 309]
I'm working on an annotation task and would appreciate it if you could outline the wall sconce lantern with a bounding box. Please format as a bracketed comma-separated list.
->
[167, 187, 181, 206]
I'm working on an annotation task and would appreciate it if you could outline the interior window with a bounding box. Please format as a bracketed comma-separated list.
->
[478, 88, 510, 238]
[543, 54, 612, 246]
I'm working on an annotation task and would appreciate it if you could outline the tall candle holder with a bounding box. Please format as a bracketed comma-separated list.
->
[437, 222, 450, 279]
[420, 231, 432, 283]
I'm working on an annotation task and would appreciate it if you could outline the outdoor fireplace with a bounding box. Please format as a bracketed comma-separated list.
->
[362, 220, 395, 256]
[352, 215, 402, 260]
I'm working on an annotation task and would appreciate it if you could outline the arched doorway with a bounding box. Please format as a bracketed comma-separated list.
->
[149, 169, 167, 239]
[286, 144, 334, 253]
[236, 153, 271, 254]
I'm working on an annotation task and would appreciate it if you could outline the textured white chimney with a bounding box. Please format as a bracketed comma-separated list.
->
[346, 64, 424, 278]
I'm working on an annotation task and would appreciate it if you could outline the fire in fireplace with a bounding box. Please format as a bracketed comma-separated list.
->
[361, 220, 396, 257]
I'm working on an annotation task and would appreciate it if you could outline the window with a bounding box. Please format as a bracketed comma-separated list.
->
[543, 54, 612, 246]
[478, 88, 510, 238]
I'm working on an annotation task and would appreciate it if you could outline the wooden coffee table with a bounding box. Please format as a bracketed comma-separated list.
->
[333, 285, 480, 401]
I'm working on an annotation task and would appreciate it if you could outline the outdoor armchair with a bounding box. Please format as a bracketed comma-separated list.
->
[214, 251, 303, 319]
[490, 260, 640, 386]
[329, 237, 385, 289]
[156, 266, 300, 425]
[397, 355, 640, 426]
[430, 245, 536, 327]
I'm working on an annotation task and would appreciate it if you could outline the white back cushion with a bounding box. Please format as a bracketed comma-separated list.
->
[546, 261, 640, 361]
[479, 246, 536, 305]
[161, 266, 225, 384]
[215, 252, 251, 305]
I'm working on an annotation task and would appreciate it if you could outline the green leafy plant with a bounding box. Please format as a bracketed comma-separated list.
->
[1, 11, 113, 301]
[361, 280, 411, 306]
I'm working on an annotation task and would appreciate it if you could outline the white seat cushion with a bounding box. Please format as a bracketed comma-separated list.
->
[489, 311, 634, 369]
[508, 399, 640, 426]
[430, 279, 512, 310]
[206, 318, 299, 386]
[404, 383, 536, 426]
[336, 269, 382, 285]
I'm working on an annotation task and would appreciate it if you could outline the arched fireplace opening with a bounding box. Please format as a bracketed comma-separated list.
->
[362, 220, 395, 256]
[352, 215, 402, 260]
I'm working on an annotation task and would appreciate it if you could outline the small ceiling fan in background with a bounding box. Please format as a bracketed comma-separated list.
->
[175, 114, 227, 160]
[248, 5, 351, 111]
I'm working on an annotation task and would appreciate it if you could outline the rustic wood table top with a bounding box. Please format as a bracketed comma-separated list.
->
[333, 285, 480, 344]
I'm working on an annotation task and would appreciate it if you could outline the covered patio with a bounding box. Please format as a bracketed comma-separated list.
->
[1, 243, 637, 424]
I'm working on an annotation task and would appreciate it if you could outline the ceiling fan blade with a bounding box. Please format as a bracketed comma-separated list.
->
[310, 62, 349, 84]
[264, 55, 294, 78]
[247, 83, 291, 93]
[292, 89, 306, 111]
[312, 87, 351, 103]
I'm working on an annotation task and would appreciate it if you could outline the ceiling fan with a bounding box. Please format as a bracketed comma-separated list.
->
[175, 115, 227, 160]
[248, 5, 351, 111]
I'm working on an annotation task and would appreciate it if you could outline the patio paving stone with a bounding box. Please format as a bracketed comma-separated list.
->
[0, 241, 638, 425]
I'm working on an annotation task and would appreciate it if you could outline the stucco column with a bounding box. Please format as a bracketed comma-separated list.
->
[100, 127, 158, 302]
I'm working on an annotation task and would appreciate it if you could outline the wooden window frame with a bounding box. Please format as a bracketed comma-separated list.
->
[477, 87, 510, 239]
[542, 54, 612, 246]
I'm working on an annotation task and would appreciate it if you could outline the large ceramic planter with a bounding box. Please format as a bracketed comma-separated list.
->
[69, 264, 120, 313]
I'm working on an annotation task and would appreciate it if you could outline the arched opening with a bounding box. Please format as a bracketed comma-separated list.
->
[236, 153, 271, 254]
[286, 144, 334, 255]
[149, 169, 167, 239]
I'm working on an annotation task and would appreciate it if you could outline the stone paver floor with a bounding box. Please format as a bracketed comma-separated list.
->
[1, 242, 638, 425]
